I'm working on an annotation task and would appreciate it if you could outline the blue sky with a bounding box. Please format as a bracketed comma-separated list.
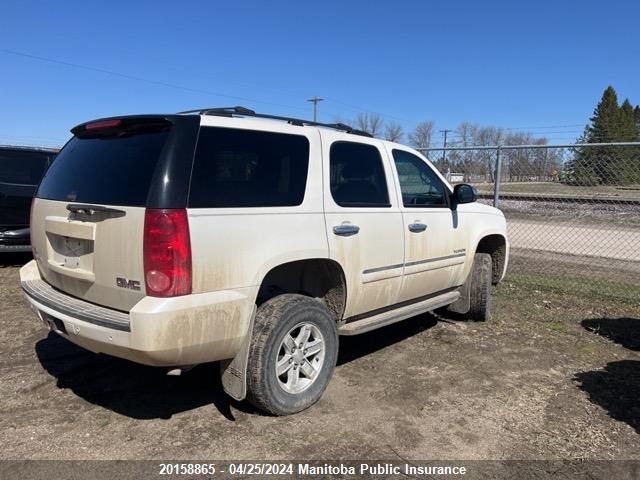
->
[1, 0, 638, 147]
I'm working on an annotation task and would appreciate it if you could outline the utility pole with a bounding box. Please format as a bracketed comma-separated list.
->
[439, 129, 452, 164]
[307, 97, 324, 122]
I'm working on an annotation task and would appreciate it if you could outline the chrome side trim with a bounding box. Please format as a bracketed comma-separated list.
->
[362, 263, 404, 275]
[405, 252, 466, 267]
[362, 252, 467, 275]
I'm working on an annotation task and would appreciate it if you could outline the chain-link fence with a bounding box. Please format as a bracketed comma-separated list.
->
[420, 142, 640, 302]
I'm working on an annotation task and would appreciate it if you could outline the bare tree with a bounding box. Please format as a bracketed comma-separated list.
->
[356, 112, 384, 136]
[474, 126, 505, 181]
[455, 122, 477, 147]
[355, 113, 370, 133]
[454, 122, 478, 173]
[369, 113, 383, 137]
[408, 121, 434, 150]
[333, 115, 352, 126]
[384, 122, 404, 142]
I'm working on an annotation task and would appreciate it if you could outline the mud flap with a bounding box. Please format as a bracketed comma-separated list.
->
[447, 273, 471, 314]
[220, 305, 256, 401]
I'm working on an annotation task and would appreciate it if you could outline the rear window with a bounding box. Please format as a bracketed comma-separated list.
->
[330, 141, 390, 207]
[0, 149, 50, 185]
[188, 127, 309, 208]
[37, 131, 170, 206]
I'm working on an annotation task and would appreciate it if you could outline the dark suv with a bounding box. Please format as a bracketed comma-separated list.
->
[0, 145, 58, 252]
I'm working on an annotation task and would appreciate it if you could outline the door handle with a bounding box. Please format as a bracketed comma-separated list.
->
[408, 223, 427, 233]
[333, 224, 360, 236]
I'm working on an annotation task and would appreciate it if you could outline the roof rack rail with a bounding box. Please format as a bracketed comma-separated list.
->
[177, 106, 373, 138]
[178, 106, 257, 116]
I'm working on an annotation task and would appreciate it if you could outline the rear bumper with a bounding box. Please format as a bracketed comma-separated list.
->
[20, 260, 256, 366]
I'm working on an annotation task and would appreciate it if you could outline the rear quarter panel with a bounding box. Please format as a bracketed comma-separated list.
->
[188, 117, 327, 295]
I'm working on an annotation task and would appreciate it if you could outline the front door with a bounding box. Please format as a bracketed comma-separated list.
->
[388, 148, 465, 303]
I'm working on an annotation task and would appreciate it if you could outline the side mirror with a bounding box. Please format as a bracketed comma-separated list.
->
[451, 184, 478, 209]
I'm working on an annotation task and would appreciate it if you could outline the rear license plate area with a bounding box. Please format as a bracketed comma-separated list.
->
[47, 233, 93, 270]
[63, 237, 83, 268]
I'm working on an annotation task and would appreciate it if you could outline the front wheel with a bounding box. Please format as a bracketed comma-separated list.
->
[467, 252, 492, 322]
[246, 294, 338, 415]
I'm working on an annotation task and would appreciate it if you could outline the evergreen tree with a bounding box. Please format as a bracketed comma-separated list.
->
[635, 105, 640, 139]
[619, 99, 636, 141]
[571, 86, 637, 185]
[618, 100, 639, 183]
[585, 86, 621, 142]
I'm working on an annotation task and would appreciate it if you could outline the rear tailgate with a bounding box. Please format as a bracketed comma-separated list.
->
[31, 199, 146, 310]
[31, 115, 198, 312]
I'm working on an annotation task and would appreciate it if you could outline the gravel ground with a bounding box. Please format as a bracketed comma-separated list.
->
[479, 197, 640, 227]
[0, 252, 639, 463]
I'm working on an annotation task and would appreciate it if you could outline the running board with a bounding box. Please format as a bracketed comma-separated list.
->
[338, 291, 460, 336]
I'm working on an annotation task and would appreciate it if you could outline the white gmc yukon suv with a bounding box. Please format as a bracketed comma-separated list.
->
[21, 107, 508, 415]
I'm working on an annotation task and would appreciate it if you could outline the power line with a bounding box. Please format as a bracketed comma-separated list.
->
[501, 124, 585, 131]
[306, 97, 324, 122]
[0, 48, 312, 113]
[439, 129, 452, 163]
[433, 128, 585, 137]
[1, 49, 397, 123]
[323, 98, 412, 123]
[0, 49, 603, 142]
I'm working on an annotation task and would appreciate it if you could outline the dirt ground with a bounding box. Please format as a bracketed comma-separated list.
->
[1, 252, 639, 461]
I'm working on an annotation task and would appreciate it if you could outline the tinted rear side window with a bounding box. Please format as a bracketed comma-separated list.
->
[0, 149, 50, 185]
[37, 131, 170, 206]
[189, 127, 309, 208]
[330, 142, 390, 207]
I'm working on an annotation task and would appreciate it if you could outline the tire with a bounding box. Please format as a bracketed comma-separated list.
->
[246, 294, 338, 416]
[467, 253, 492, 322]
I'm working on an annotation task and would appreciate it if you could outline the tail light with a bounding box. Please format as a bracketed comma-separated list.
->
[143, 209, 192, 297]
[84, 119, 123, 130]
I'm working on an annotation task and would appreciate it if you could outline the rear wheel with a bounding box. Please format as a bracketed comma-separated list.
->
[246, 294, 338, 415]
[467, 253, 492, 321]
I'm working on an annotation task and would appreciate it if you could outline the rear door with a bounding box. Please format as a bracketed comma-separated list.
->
[31, 116, 198, 311]
[321, 131, 404, 319]
[388, 148, 466, 302]
[0, 148, 50, 228]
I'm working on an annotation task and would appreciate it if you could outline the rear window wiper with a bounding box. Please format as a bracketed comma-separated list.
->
[66, 204, 126, 216]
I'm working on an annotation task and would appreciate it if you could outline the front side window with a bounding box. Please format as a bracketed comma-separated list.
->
[393, 149, 447, 207]
[189, 127, 310, 208]
[330, 142, 390, 207]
